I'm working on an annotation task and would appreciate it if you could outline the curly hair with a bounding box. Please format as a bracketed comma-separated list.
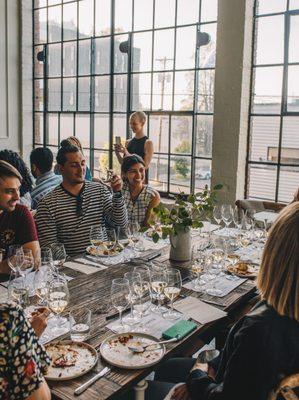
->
[0, 150, 33, 196]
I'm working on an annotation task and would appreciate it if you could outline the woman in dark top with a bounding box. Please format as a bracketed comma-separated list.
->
[114, 111, 154, 169]
[145, 202, 299, 400]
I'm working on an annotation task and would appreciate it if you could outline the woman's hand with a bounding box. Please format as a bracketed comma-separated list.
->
[171, 384, 191, 400]
[30, 308, 49, 338]
[114, 143, 125, 154]
[110, 174, 123, 192]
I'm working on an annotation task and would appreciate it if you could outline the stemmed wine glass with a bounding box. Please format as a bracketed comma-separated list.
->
[47, 276, 69, 334]
[90, 226, 104, 248]
[50, 243, 67, 271]
[7, 245, 24, 272]
[110, 278, 130, 333]
[150, 269, 168, 314]
[123, 272, 141, 326]
[163, 269, 182, 320]
[232, 207, 244, 231]
[213, 205, 222, 226]
[132, 280, 151, 331]
[8, 270, 29, 308]
[221, 204, 233, 234]
[104, 228, 117, 264]
[130, 222, 144, 252]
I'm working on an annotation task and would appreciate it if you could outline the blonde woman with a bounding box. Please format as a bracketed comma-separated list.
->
[142, 202, 299, 400]
[114, 111, 154, 169]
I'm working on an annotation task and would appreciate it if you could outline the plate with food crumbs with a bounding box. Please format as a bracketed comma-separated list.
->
[86, 245, 123, 258]
[227, 262, 259, 278]
[100, 333, 165, 369]
[45, 340, 98, 380]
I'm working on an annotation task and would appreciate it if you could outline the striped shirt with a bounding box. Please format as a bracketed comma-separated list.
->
[122, 182, 156, 225]
[35, 181, 128, 256]
[31, 171, 62, 209]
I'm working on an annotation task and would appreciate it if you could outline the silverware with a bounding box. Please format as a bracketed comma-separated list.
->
[74, 366, 110, 395]
[128, 337, 178, 353]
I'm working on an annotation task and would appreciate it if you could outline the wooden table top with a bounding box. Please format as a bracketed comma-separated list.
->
[47, 246, 257, 400]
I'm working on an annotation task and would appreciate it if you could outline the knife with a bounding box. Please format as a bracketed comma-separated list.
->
[74, 367, 110, 395]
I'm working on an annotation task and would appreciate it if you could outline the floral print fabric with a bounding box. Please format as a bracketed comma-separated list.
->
[0, 302, 50, 400]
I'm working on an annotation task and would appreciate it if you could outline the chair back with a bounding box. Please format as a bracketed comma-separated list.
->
[268, 373, 299, 400]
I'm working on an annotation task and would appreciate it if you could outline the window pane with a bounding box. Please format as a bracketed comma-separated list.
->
[95, 37, 111, 74]
[34, 9, 47, 44]
[196, 115, 213, 157]
[289, 0, 299, 10]
[170, 156, 191, 194]
[63, 78, 76, 111]
[114, 75, 127, 111]
[34, 0, 47, 7]
[75, 114, 90, 148]
[197, 69, 215, 113]
[177, 0, 199, 25]
[198, 23, 217, 68]
[155, 0, 175, 28]
[252, 67, 282, 114]
[48, 0, 60, 5]
[60, 114, 74, 140]
[149, 155, 169, 192]
[115, 0, 132, 33]
[152, 72, 173, 111]
[149, 115, 169, 154]
[48, 6, 61, 42]
[63, 41, 77, 76]
[249, 116, 280, 162]
[78, 40, 91, 75]
[195, 159, 211, 190]
[95, 76, 110, 112]
[287, 66, 299, 112]
[114, 35, 128, 73]
[34, 113, 43, 144]
[48, 78, 61, 111]
[79, 0, 94, 39]
[171, 116, 192, 154]
[281, 117, 299, 165]
[94, 150, 109, 178]
[176, 26, 196, 70]
[132, 32, 153, 72]
[174, 71, 194, 111]
[46, 113, 59, 146]
[34, 46, 44, 78]
[94, 114, 109, 149]
[248, 164, 277, 201]
[48, 43, 61, 77]
[34, 79, 44, 111]
[78, 77, 90, 111]
[95, 0, 111, 36]
[132, 73, 151, 111]
[134, 0, 153, 31]
[278, 167, 299, 203]
[254, 16, 284, 65]
[256, 0, 287, 15]
[200, 0, 218, 22]
[63, 2, 77, 41]
[289, 15, 299, 63]
[113, 114, 127, 141]
[153, 29, 174, 71]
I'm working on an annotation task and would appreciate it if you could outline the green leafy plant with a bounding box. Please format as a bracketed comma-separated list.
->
[146, 184, 223, 243]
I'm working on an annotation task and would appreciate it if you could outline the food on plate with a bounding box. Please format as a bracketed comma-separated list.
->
[236, 262, 249, 272]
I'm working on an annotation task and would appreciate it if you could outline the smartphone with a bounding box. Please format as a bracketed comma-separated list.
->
[115, 136, 121, 145]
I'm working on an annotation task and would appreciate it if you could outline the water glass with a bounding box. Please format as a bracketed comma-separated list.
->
[50, 243, 67, 270]
[123, 272, 141, 326]
[69, 308, 91, 342]
[110, 278, 130, 333]
[8, 272, 29, 307]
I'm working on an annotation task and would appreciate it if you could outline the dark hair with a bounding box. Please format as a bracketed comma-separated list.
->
[0, 160, 23, 182]
[56, 145, 79, 166]
[121, 154, 145, 174]
[60, 137, 83, 153]
[0, 150, 33, 196]
[30, 147, 54, 174]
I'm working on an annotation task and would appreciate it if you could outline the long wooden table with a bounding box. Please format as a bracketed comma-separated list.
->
[48, 246, 257, 400]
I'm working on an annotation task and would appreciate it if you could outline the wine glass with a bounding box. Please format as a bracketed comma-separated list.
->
[163, 269, 182, 320]
[33, 265, 52, 306]
[47, 276, 69, 334]
[21, 249, 35, 275]
[133, 266, 151, 281]
[89, 226, 104, 248]
[132, 280, 151, 331]
[213, 205, 222, 226]
[7, 245, 24, 272]
[104, 229, 117, 264]
[221, 204, 233, 233]
[150, 269, 168, 314]
[8, 271, 29, 307]
[232, 207, 244, 231]
[123, 272, 141, 326]
[50, 243, 67, 270]
[130, 222, 144, 251]
[110, 278, 130, 333]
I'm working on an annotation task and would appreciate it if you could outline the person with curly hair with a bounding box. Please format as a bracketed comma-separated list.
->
[0, 150, 33, 209]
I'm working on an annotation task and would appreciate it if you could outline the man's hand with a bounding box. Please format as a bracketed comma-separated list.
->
[171, 384, 191, 400]
[30, 308, 49, 338]
[110, 174, 123, 192]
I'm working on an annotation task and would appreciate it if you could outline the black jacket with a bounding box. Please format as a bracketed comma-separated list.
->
[187, 301, 299, 400]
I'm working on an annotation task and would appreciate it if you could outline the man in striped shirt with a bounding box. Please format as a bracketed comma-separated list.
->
[30, 147, 62, 209]
[35, 145, 128, 256]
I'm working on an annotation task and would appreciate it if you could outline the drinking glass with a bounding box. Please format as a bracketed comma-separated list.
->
[132, 280, 151, 331]
[130, 222, 144, 251]
[150, 269, 168, 314]
[133, 266, 151, 281]
[7, 245, 24, 272]
[213, 205, 222, 226]
[110, 278, 130, 333]
[50, 243, 67, 270]
[21, 249, 35, 276]
[103, 229, 117, 264]
[69, 308, 92, 342]
[8, 271, 29, 307]
[40, 248, 54, 268]
[164, 269, 182, 320]
[33, 264, 53, 306]
[232, 207, 244, 231]
[90, 226, 104, 247]
[123, 272, 141, 326]
[47, 276, 69, 334]
[221, 204, 233, 233]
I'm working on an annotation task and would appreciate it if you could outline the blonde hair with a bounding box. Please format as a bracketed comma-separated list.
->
[257, 202, 299, 321]
[129, 111, 147, 124]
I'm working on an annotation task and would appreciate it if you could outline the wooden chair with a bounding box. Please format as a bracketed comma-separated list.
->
[268, 373, 299, 400]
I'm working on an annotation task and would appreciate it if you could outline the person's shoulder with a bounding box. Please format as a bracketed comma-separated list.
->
[37, 184, 62, 206]
[85, 180, 111, 194]
[15, 204, 33, 218]
[145, 185, 160, 198]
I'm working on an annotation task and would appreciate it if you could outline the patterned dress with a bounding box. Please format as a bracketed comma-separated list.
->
[0, 303, 50, 400]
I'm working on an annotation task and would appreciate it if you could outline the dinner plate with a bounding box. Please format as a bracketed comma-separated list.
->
[100, 332, 165, 369]
[227, 263, 259, 278]
[86, 245, 123, 258]
[44, 340, 98, 381]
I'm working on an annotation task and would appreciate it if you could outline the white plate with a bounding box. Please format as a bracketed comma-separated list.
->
[44, 340, 98, 381]
[86, 245, 123, 258]
[227, 263, 259, 278]
[100, 332, 165, 369]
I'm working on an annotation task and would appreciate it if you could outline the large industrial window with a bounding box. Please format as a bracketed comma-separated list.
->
[247, 0, 299, 203]
[33, 0, 218, 195]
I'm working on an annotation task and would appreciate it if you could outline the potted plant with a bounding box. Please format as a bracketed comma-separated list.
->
[146, 184, 222, 262]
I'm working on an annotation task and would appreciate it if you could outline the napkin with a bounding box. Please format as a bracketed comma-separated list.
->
[173, 296, 227, 324]
[183, 276, 246, 297]
[64, 261, 106, 275]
